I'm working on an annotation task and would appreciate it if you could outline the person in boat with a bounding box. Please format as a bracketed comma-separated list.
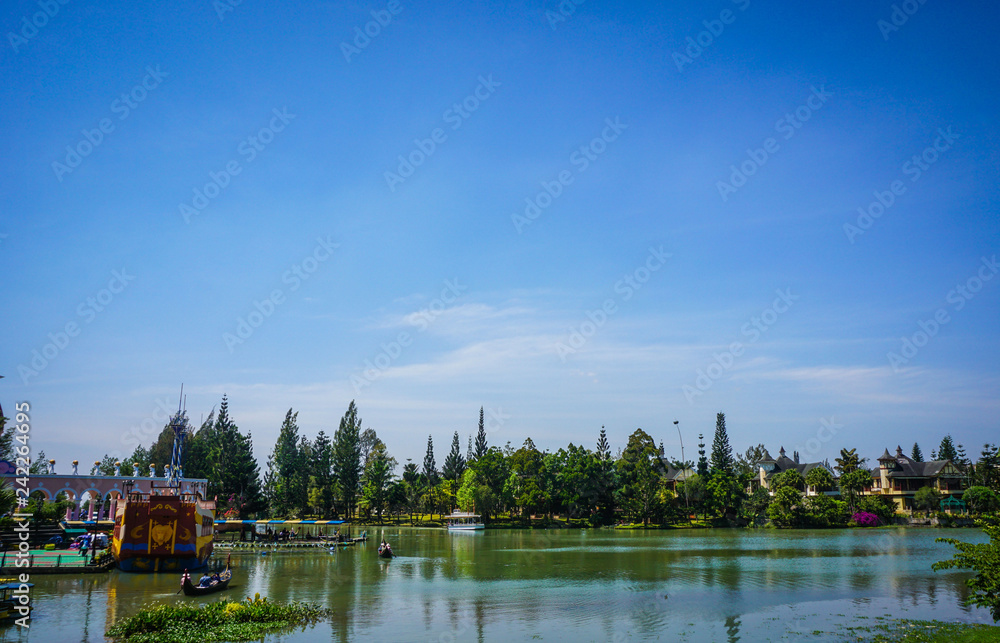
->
[211, 573, 221, 584]
[199, 572, 212, 587]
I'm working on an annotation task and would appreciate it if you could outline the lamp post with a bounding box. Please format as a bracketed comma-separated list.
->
[674, 420, 689, 513]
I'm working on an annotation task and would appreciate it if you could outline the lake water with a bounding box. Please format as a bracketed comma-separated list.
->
[3, 527, 993, 642]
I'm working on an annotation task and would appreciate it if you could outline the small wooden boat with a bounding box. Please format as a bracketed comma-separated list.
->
[377, 543, 394, 559]
[181, 556, 232, 596]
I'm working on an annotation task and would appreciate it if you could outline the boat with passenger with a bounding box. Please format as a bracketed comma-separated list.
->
[444, 512, 484, 531]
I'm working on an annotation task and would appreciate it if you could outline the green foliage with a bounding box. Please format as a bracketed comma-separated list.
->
[963, 487, 1000, 515]
[710, 412, 734, 475]
[838, 468, 872, 510]
[422, 435, 438, 487]
[933, 517, 1000, 621]
[696, 434, 708, 477]
[617, 429, 665, 525]
[741, 486, 770, 524]
[855, 495, 896, 523]
[441, 431, 466, 482]
[332, 401, 364, 519]
[937, 435, 959, 462]
[835, 448, 864, 475]
[474, 407, 488, 461]
[914, 486, 943, 513]
[805, 466, 835, 492]
[264, 409, 309, 517]
[360, 440, 396, 523]
[911, 442, 924, 462]
[105, 594, 333, 643]
[767, 487, 803, 527]
[770, 470, 805, 491]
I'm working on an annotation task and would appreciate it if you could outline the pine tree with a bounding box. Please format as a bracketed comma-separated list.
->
[467, 436, 473, 462]
[597, 426, 610, 461]
[310, 430, 335, 516]
[957, 443, 968, 468]
[911, 442, 924, 462]
[710, 412, 734, 475]
[265, 409, 301, 516]
[442, 431, 466, 481]
[474, 407, 488, 460]
[423, 435, 438, 486]
[333, 400, 364, 519]
[697, 434, 708, 476]
[937, 435, 958, 462]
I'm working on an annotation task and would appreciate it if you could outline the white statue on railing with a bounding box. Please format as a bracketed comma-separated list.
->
[149, 463, 156, 478]
[48, 459, 56, 474]
[114, 462, 121, 476]
[72, 460, 79, 475]
[164, 464, 172, 479]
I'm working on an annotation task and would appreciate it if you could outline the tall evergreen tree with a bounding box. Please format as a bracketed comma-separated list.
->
[474, 407, 488, 460]
[696, 434, 709, 476]
[710, 412, 734, 475]
[310, 430, 335, 516]
[361, 441, 395, 523]
[467, 436, 473, 462]
[957, 443, 969, 468]
[597, 426, 610, 460]
[937, 435, 958, 462]
[423, 435, 438, 486]
[332, 400, 364, 519]
[442, 431, 466, 481]
[265, 409, 302, 516]
[911, 442, 924, 462]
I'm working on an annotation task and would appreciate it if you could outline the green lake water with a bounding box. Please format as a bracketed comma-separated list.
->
[2, 527, 992, 642]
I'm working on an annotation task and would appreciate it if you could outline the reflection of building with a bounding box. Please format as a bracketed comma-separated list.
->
[866, 446, 966, 511]
[754, 447, 838, 496]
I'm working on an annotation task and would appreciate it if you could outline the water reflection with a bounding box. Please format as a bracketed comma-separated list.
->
[8, 527, 990, 642]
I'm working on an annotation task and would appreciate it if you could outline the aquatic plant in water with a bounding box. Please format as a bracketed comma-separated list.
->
[106, 593, 333, 643]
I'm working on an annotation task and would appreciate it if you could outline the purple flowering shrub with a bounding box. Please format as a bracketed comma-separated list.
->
[852, 511, 879, 527]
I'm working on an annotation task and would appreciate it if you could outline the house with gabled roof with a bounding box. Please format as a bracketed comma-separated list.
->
[755, 446, 838, 496]
[866, 445, 966, 512]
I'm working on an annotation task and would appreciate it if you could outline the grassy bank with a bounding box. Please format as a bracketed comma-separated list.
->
[106, 594, 332, 643]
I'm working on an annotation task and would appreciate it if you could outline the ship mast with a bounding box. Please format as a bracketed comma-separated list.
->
[167, 384, 189, 488]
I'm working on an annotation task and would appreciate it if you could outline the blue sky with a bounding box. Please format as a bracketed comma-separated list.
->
[2, 0, 998, 473]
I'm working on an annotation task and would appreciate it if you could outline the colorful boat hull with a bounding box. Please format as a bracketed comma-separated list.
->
[112, 494, 215, 573]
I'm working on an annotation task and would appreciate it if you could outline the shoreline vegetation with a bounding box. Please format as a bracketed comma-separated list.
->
[105, 593, 332, 643]
[825, 617, 1000, 642]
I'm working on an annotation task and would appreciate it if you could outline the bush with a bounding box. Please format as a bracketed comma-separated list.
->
[852, 512, 879, 527]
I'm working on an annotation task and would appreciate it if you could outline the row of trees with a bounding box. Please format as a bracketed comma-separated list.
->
[54, 400, 1000, 525]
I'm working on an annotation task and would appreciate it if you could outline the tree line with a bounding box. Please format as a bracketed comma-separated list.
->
[40, 401, 1000, 525]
